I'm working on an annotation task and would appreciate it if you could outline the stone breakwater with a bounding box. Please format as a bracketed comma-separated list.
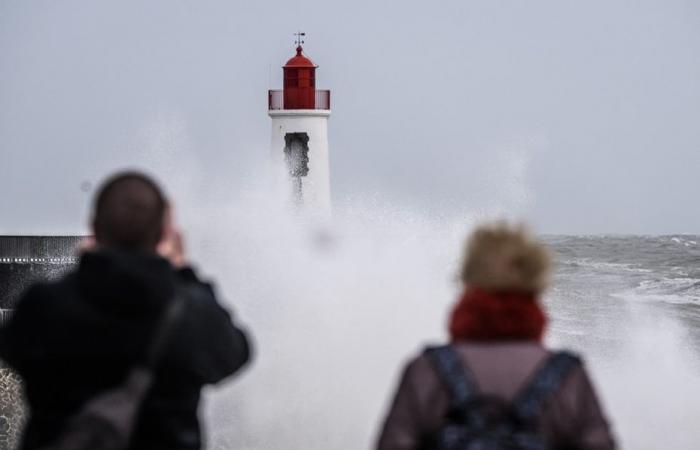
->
[0, 366, 24, 449]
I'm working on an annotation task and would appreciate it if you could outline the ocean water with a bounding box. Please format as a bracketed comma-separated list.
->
[189, 197, 700, 450]
[546, 235, 700, 450]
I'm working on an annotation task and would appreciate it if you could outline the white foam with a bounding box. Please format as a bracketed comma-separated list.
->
[611, 277, 700, 306]
[670, 236, 698, 247]
[562, 258, 652, 273]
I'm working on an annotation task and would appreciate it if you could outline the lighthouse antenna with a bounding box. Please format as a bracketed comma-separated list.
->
[294, 30, 306, 47]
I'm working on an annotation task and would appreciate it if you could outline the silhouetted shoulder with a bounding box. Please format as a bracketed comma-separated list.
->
[170, 267, 252, 384]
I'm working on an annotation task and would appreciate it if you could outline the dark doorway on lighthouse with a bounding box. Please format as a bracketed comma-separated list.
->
[283, 132, 310, 203]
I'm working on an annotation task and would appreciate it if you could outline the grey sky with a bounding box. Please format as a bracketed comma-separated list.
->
[1, 0, 699, 234]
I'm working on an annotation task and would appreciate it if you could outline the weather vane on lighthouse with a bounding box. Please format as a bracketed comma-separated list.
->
[294, 31, 305, 47]
[267, 33, 332, 215]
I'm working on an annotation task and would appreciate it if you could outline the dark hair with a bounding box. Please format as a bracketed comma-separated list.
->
[92, 171, 167, 251]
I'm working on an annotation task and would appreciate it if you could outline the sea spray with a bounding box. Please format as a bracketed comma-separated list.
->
[177, 193, 700, 449]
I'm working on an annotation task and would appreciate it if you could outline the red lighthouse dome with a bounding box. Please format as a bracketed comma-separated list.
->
[284, 45, 317, 68]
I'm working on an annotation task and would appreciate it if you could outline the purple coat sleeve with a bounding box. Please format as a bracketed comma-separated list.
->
[376, 360, 425, 450]
[561, 365, 617, 450]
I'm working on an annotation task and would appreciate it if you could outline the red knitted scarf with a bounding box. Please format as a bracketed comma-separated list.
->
[449, 288, 547, 342]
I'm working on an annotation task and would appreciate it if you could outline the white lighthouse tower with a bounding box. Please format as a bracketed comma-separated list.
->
[268, 33, 331, 214]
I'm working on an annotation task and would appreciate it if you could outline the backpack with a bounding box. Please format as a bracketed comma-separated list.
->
[422, 345, 580, 450]
[38, 293, 186, 450]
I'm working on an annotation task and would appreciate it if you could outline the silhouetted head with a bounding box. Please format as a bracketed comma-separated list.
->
[92, 171, 167, 252]
[460, 221, 551, 294]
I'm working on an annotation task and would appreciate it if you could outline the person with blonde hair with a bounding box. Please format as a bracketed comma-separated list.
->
[377, 222, 615, 450]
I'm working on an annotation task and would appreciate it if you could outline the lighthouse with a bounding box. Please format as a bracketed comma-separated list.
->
[268, 33, 331, 214]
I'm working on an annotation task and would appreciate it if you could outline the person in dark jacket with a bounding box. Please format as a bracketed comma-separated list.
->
[0, 171, 251, 450]
[377, 222, 615, 450]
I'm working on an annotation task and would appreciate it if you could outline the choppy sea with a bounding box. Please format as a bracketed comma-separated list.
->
[550, 235, 700, 305]
[545, 235, 700, 450]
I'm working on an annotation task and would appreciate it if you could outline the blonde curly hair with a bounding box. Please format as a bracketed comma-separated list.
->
[460, 221, 551, 293]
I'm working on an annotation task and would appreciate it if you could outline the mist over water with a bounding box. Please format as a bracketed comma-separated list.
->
[173, 185, 700, 450]
[186, 189, 469, 449]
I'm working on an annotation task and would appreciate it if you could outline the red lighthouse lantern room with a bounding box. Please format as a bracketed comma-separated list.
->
[268, 33, 330, 111]
[283, 45, 317, 109]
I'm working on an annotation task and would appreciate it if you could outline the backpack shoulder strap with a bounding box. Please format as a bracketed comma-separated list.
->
[424, 344, 479, 409]
[144, 290, 186, 368]
[513, 351, 581, 421]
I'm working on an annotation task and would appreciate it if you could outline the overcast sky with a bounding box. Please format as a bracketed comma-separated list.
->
[1, 0, 699, 234]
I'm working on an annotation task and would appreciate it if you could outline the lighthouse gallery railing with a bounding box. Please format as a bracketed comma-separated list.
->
[268, 90, 330, 110]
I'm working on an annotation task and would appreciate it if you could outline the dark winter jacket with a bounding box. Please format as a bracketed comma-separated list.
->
[0, 249, 251, 450]
[377, 342, 615, 450]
